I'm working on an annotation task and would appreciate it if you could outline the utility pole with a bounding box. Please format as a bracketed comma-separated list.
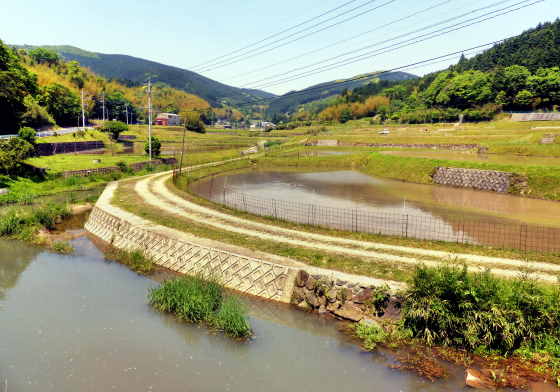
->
[101, 92, 106, 121]
[81, 89, 86, 129]
[125, 104, 129, 125]
[147, 78, 153, 162]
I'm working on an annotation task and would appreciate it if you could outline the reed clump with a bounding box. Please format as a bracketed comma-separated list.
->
[148, 275, 252, 339]
[0, 203, 70, 238]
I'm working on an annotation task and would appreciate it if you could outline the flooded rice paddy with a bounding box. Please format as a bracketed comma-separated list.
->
[0, 237, 469, 391]
[191, 169, 560, 251]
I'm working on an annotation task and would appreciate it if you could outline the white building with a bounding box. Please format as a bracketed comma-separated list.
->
[155, 113, 181, 126]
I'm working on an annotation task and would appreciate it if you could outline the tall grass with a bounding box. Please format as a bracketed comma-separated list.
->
[0, 203, 70, 237]
[402, 264, 560, 359]
[148, 275, 252, 339]
[105, 248, 155, 275]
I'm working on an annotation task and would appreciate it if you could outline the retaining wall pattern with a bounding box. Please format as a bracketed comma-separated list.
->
[85, 205, 295, 302]
[511, 113, 560, 122]
[432, 167, 514, 193]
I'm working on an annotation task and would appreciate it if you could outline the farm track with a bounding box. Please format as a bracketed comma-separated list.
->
[128, 170, 560, 283]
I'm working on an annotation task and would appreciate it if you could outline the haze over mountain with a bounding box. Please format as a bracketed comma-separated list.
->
[16, 45, 277, 108]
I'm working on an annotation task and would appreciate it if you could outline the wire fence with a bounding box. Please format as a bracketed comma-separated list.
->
[214, 188, 560, 254]
[0, 187, 104, 213]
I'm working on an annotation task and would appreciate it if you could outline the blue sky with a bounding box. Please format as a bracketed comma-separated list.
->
[2, 0, 557, 95]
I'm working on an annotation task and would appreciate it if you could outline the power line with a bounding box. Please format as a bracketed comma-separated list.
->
[251, 0, 543, 90]
[229, 0, 454, 83]
[243, 0, 531, 89]
[195, 0, 397, 73]
[222, 34, 534, 111]
[189, 0, 362, 70]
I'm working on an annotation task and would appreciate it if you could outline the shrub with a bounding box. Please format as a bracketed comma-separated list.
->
[354, 321, 387, 350]
[402, 264, 560, 356]
[107, 248, 155, 274]
[32, 203, 70, 230]
[116, 161, 132, 174]
[52, 241, 74, 254]
[0, 210, 25, 236]
[18, 127, 37, 145]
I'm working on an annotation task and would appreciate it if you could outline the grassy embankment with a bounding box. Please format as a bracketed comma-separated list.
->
[149, 274, 252, 339]
[26, 154, 149, 174]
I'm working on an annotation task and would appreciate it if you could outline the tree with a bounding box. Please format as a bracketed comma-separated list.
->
[18, 127, 37, 145]
[0, 138, 34, 174]
[28, 48, 60, 65]
[514, 90, 535, 108]
[339, 107, 352, 123]
[20, 95, 55, 129]
[145, 136, 161, 157]
[184, 112, 206, 133]
[101, 120, 128, 140]
[435, 71, 493, 109]
[39, 83, 81, 126]
[529, 67, 560, 108]
[0, 39, 39, 134]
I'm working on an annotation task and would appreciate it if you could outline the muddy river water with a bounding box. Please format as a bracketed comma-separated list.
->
[0, 237, 471, 391]
[191, 169, 560, 251]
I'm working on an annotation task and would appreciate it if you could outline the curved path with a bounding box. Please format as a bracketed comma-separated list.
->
[125, 170, 560, 283]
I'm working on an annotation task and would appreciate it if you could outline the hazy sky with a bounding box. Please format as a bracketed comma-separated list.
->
[2, 0, 557, 94]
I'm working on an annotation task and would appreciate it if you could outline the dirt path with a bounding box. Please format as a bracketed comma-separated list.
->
[127, 171, 560, 283]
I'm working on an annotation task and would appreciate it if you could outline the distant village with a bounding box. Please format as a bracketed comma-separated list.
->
[153, 112, 276, 130]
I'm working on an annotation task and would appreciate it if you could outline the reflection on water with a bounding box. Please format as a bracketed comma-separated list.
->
[0, 237, 468, 391]
[191, 169, 560, 251]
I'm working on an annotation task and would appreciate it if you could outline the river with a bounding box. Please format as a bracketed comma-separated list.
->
[0, 236, 469, 391]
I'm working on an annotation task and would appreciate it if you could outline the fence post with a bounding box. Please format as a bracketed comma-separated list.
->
[243, 194, 247, 212]
[353, 208, 358, 232]
[405, 214, 409, 238]
[273, 199, 278, 220]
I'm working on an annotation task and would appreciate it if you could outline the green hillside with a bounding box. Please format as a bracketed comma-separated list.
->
[267, 71, 417, 116]
[16, 45, 277, 107]
[454, 19, 560, 72]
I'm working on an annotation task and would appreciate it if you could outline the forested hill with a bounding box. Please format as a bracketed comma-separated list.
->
[16, 45, 277, 107]
[455, 18, 560, 72]
[267, 71, 417, 116]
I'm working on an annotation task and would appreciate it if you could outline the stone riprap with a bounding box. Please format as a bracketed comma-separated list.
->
[432, 167, 521, 193]
[291, 270, 399, 321]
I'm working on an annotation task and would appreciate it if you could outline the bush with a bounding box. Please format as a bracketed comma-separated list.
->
[107, 248, 154, 274]
[101, 120, 128, 140]
[32, 203, 70, 230]
[144, 136, 161, 157]
[18, 127, 37, 145]
[354, 321, 387, 350]
[52, 241, 74, 254]
[402, 264, 560, 356]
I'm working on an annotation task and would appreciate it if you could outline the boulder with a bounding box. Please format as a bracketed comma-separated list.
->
[326, 301, 341, 312]
[465, 369, 495, 390]
[528, 381, 560, 392]
[337, 288, 353, 303]
[297, 301, 312, 311]
[291, 287, 305, 304]
[326, 288, 338, 303]
[359, 317, 381, 329]
[305, 276, 317, 291]
[335, 279, 347, 286]
[295, 270, 309, 287]
[333, 303, 364, 322]
[305, 290, 321, 308]
[352, 288, 373, 304]
[318, 305, 327, 314]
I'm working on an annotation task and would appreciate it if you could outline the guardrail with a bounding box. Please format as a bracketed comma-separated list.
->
[0, 127, 94, 140]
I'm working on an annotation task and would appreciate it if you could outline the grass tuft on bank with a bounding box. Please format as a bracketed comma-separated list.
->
[105, 248, 155, 275]
[149, 275, 252, 339]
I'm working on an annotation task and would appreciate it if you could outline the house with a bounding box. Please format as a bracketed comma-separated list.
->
[155, 113, 181, 126]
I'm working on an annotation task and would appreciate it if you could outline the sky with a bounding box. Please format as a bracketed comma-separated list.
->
[2, 0, 558, 95]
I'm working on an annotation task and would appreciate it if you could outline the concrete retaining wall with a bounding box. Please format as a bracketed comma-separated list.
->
[61, 158, 177, 178]
[432, 167, 516, 193]
[511, 113, 560, 122]
[36, 141, 105, 156]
